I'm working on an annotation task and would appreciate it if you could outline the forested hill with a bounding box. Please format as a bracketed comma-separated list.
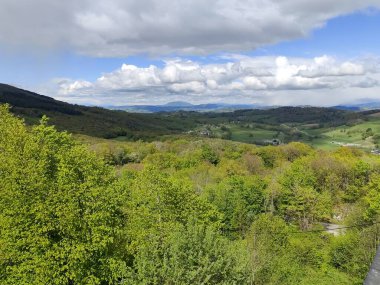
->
[0, 83, 195, 139]
[0, 83, 371, 141]
[0, 83, 81, 114]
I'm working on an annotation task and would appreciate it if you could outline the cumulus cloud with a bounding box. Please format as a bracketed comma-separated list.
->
[298, 56, 366, 78]
[351, 76, 379, 88]
[58, 79, 93, 95]
[0, 0, 379, 56]
[50, 55, 380, 106]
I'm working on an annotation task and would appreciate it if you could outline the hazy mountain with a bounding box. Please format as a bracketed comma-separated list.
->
[108, 102, 258, 113]
[164, 101, 194, 107]
[333, 101, 380, 111]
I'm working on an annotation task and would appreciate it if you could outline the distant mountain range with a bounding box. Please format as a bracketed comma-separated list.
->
[107, 101, 259, 113]
[333, 101, 380, 111]
[107, 100, 380, 113]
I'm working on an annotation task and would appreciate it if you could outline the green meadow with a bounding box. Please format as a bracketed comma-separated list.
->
[196, 115, 380, 151]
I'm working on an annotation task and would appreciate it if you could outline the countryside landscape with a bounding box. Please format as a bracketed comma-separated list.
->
[1, 1, 380, 285]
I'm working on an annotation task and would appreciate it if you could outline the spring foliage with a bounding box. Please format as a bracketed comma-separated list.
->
[1, 105, 380, 284]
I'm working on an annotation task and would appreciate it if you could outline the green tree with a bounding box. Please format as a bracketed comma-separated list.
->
[205, 176, 266, 236]
[364, 174, 380, 221]
[201, 144, 220, 165]
[123, 167, 221, 254]
[127, 222, 249, 284]
[0, 106, 127, 284]
[279, 157, 331, 229]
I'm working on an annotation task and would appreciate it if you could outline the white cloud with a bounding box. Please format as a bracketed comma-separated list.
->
[97, 64, 161, 89]
[299, 56, 366, 78]
[169, 81, 206, 93]
[57, 79, 93, 95]
[0, 0, 379, 56]
[243, 76, 267, 90]
[351, 76, 379, 88]
[48, 55, 380, 106]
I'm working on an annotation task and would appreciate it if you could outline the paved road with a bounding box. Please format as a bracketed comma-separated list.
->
[364, 245, 380, 285]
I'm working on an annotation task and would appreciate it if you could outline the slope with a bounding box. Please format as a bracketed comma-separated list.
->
[0, 84, 194, 139]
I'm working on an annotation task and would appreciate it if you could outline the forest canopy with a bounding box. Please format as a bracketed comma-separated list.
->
[1, 105, 380, 284]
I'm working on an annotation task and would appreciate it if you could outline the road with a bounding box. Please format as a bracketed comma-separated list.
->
[364, 244, 380, 285]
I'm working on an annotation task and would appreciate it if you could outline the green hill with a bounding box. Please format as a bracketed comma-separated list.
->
[1, 83, 376, 147]
[0, 84, 195, 139]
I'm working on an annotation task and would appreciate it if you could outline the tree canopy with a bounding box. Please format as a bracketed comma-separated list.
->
[1, 105, 380, 284]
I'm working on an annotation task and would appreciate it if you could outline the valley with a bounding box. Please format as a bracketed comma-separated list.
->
[2, 84, 380, 153]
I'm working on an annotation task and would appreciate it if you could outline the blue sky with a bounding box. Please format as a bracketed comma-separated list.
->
[0, 1, 380, 106]
[253, 10, 380, 57]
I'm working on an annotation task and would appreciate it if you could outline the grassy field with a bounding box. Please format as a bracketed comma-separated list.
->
[193, 117, 380, 151]
[306, 118, 380, 150]
[230, 127, 277, 142]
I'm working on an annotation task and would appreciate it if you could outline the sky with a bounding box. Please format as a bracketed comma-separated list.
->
[0, 0, 380, 106]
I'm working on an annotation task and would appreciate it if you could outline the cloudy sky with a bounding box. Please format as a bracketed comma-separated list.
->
[1, 0, 380, 106]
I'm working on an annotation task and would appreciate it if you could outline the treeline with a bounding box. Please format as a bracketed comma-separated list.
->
[1, 105, 380, 284]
